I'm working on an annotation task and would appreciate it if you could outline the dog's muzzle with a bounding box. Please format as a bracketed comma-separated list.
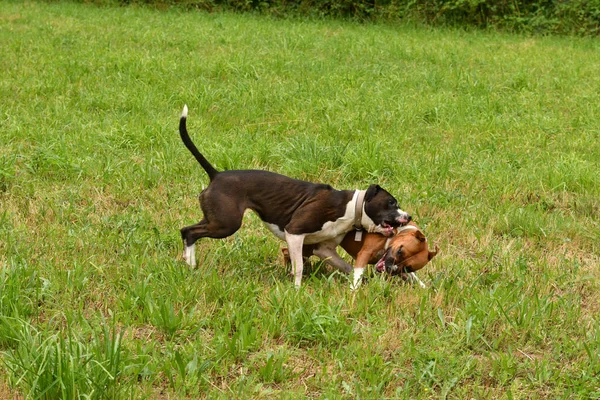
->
[397, 213, 411, 226]
[374, 246, 412, 275]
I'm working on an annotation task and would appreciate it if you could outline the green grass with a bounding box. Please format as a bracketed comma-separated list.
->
[1, 1, 600, 398]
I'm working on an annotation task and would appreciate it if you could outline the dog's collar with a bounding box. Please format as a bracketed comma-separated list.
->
[384, 225, 420, 250]
[352, 190, 366, 231]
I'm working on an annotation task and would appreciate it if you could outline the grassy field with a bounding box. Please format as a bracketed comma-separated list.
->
[1, 1, 600, 398]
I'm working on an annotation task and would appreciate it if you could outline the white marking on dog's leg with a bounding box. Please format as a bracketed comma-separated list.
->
[408, 272, 426, 288]
[285, 233, 306, 288]
[189, 245, 196, 267]
[351, 268, 364, 290]
[184, 244, 196, 267]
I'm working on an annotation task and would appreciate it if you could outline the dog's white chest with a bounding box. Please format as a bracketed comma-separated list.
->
[263, 198, 354, 244]
[302, 216, 353, 244]
[263, 217, 352, 244]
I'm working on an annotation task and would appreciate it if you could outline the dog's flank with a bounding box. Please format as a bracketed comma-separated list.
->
[177, 105, 411, 287]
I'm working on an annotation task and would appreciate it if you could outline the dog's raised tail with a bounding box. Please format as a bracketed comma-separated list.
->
[179, 105, 219, 181]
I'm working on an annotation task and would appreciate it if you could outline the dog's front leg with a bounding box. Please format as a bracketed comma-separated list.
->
[406, 272, 427, 288]
[351, 253, 372, 290]
[285, 233, 306, 288]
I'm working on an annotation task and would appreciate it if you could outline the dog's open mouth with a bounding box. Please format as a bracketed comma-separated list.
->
[375, 257, 386, 273]
[375, 257, 405, 274]
[375, 250, 405, 274]
[375, 248, 392, 273]
[380, 222, 395, 236]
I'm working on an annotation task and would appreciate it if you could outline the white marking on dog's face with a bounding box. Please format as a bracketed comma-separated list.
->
[396, 225, 419, 234]
[396, 208, 411, 224]
[385, 206, 411, 227]
[384, 237, 392, 250]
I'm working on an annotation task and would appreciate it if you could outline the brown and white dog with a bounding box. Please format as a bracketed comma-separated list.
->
[282, 221, 438, 288]
[177, 106, 412, 287]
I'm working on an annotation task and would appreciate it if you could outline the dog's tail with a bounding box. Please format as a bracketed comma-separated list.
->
[179, 105, 219, 181]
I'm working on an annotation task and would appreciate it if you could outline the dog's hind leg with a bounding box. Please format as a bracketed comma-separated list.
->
[313, 244, 353, 275]
[181, 189, 247, 266]
[180, 214, 243, 267]
[184, 242, 196, 266]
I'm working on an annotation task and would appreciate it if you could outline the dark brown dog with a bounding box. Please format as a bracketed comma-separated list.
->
[283, 221, 438, 288]
[178, 106, 412, 287]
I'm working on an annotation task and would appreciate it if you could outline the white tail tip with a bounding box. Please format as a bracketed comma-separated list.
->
[181, 104, 188, 118]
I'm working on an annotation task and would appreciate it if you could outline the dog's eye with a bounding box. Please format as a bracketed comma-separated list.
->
[396, 246, 403, 257]
[388, 199, 396, 207]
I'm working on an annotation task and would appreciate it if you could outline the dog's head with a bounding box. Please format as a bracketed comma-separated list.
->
[363, 185, 411, 236]
[374, 225, 438, 275]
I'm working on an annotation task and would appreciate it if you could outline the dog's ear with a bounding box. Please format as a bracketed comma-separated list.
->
[428, 244, 439, 261]
[415, 230, 426, 242]
[365, 184, 382, 202]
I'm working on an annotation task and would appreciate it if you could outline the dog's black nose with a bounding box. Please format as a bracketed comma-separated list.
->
[407, 215, 412, 222]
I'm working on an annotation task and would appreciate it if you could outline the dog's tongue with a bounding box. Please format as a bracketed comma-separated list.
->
[375, 257, 386, 272]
